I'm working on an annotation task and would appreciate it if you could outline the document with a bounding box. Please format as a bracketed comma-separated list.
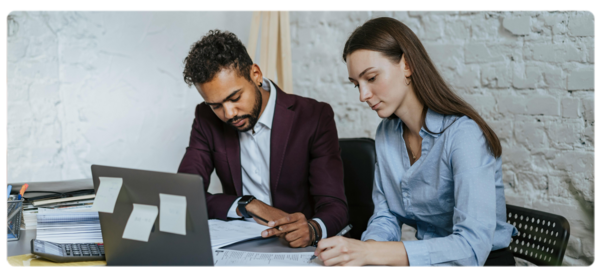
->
[122, 204, 158, 242]
[159, 193, 187, 235]
[208, 219, 270, 248]
[91, 177, 123, 213]
[212, 249, 322, 266]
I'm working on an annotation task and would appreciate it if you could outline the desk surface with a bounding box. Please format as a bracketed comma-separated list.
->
[8, 229, 315, 260]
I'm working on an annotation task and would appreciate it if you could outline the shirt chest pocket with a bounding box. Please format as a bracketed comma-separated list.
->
[409, 173, 455, 216]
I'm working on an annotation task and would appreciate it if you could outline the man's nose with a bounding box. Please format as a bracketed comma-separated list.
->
[223, 103, 236, 120]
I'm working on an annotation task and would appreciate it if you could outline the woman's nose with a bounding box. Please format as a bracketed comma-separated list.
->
[359, 87, 372, 103]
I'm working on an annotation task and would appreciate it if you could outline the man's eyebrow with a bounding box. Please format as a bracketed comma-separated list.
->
[204, 89, 241, 106]
[348, 67, 375, 81]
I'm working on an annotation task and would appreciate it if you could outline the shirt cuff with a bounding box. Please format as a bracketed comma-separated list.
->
[312, 218, 327, 239]
[402, 240, 431, 266]
[226, 197, 243, 218]
[361, 227, 395, 242]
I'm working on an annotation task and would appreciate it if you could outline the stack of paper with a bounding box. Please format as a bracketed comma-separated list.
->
[208, 219, 270, 249]
[22, 199, 95, 230]
[23, 208, 39, 229]
[36, 206, 103, 244]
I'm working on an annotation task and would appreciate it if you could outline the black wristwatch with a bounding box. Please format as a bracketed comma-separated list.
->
[237, 195, 256, 218]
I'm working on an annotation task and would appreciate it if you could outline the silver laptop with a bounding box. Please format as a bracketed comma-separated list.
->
[91, 165, 213, 266]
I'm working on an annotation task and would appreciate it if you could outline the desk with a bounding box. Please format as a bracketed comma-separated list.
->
[8, 229, 315, 266]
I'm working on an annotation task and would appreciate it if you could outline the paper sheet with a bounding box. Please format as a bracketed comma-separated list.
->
[159, 193, 187, 235]
[122, 204, 159, 242]
[208, 219, 270, 248]
[91, 177, 123, 213]
[212, 249, 322, 266]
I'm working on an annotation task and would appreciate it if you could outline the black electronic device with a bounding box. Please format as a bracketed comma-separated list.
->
[237, 195, 256, 218]
[31, 239, 106, 263]
[91, 165, 213, 266]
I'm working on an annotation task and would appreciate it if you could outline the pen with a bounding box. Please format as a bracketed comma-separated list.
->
[247, 210, 269, 224]
[7, 185, 12, 199]
[310, 224, 353, 261]
[17, 183, 29, 200]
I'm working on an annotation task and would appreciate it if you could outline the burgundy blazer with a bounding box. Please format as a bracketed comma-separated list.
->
[178, 82, 348, 235]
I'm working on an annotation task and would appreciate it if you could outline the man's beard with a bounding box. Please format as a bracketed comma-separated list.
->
[227, 86, 262, 132]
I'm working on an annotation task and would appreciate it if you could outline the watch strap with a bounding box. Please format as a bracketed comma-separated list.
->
[237, 195, 255, 218]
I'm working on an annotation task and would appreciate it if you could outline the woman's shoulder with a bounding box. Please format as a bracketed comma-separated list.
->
[442, 115, 484, 139]
[375, 118, 401, 138]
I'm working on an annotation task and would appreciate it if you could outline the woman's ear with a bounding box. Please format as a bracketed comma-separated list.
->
[400, 54, 413, 78]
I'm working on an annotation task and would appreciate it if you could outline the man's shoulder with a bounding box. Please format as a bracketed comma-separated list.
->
[282, 93, 333, 116]
[194, 102, 220, 122]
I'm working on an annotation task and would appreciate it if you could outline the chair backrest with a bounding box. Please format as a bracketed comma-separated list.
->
[506, 204, 570, 266]
[339, 138, 376, 239]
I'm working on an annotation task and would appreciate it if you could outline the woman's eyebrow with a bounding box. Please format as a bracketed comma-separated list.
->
[349, 67, 375, 81]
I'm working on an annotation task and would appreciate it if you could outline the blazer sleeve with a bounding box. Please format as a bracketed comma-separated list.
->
[307, 103, 349, 236]
[177, 106, 238, 220]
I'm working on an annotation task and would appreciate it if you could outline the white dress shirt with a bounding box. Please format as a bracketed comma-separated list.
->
[226, 78, 328, 238]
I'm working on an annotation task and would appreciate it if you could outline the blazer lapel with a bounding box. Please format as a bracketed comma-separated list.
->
[224, 124, 242, 196]
[270, 82, 296, 199]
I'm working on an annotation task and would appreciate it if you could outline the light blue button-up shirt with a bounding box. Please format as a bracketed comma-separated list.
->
[361, 109, 517, 266]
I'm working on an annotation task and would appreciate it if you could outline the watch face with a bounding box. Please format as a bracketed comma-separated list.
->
[240, 195, 254, 204]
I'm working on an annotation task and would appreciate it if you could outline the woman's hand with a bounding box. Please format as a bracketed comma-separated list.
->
[313, 236, 372, 266]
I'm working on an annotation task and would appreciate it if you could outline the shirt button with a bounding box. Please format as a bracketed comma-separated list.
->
[402, 192, 408, 198]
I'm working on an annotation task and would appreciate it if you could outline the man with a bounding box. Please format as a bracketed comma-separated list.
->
[178, 30, 348, 248]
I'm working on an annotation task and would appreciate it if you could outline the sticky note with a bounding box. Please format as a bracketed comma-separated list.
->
[159, 194, 187, 235]
[91, 177, 123, 213]
[122, 204, 159, 242]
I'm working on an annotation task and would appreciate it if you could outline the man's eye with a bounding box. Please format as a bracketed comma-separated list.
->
[353, 84, 359, 88]
[211, 105, 221, 109]
[231, 96, 241, 102]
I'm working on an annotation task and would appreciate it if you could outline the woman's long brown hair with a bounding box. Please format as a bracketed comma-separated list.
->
[343, 17, 502, 157]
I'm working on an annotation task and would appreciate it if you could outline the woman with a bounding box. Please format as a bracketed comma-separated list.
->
[313, 17, 518, 266]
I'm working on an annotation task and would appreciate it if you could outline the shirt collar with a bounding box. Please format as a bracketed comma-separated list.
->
[255, 78, 277, 130]
[396, 108, 445, 138]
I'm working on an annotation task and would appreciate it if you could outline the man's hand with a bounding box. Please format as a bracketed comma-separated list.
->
[237, 199, 288, 231]
[262, 213, 314, 248]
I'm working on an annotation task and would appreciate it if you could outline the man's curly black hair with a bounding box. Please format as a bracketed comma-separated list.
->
[183, 30, 254, 87]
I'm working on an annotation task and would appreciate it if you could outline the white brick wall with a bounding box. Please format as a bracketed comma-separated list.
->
[289, 11, 594, 266]
[7, 11, 594, 266]
[7, 11, 252, 191]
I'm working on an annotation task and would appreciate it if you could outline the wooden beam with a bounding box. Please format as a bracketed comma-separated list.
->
[247, 12, 261, 62]
[278, 11, 293, 93]
[259, 11, 270, 78]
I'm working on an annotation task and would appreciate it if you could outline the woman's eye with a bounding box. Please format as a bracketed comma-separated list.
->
[353, 84, 359, 88]
[368, 76, 376, 82]
[211, 105, 221, 109]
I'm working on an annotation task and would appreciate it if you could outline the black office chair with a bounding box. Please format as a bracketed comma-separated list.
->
[506, 204, 570, 266]
[339, 138, 376, 240]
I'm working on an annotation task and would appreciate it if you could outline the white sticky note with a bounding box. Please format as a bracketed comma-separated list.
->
[122, 204, 159, 242]
[91, 177, 123, 213]
[159, 194, 187, 235]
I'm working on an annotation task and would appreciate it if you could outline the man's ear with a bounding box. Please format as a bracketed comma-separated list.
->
[250, 64, 263, 85]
